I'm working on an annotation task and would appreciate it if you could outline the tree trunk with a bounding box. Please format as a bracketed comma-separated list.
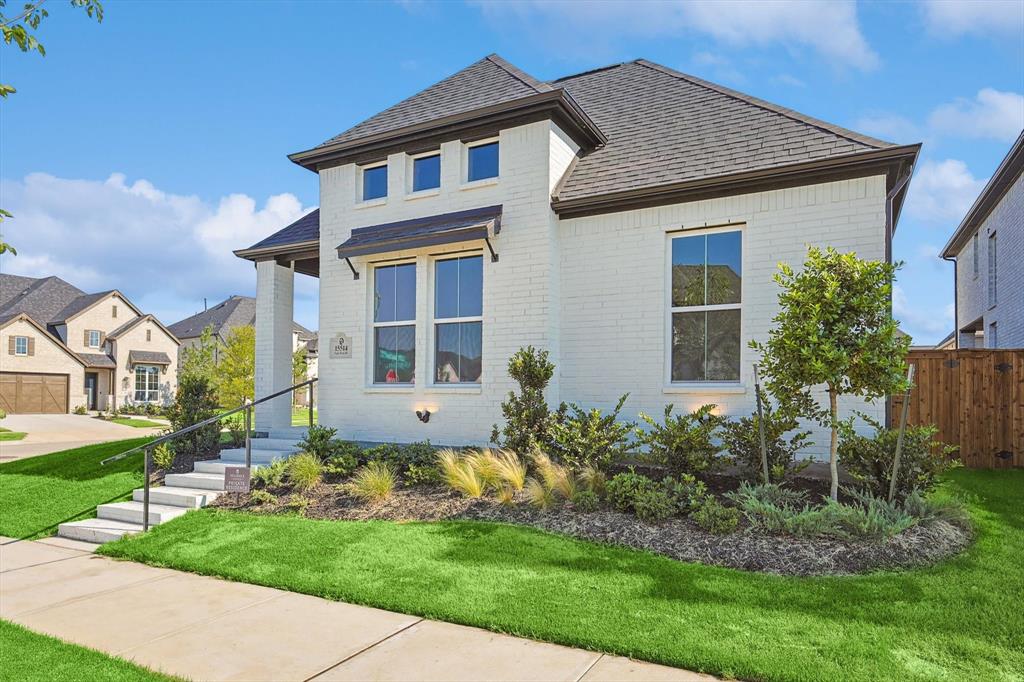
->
[829, 387, 839, 501]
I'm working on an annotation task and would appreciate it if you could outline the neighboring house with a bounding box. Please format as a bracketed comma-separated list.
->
[168, 295, 314, 362]
[0, 274, 179, 413]
[235, 55, 919, 457]
[941, 130, 1023, 349]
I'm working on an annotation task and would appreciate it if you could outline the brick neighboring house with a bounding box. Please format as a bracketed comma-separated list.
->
[941, 130, 1023, 348]
[235, 55, 919, 457]
[0, 275, 180, 413]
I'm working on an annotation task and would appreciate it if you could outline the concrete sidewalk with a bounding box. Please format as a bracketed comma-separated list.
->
[0, 537, 711, 682]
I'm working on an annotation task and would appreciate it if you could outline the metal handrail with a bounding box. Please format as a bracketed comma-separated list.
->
[101, 378, 317, 531]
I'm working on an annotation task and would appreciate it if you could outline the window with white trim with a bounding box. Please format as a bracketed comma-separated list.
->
[372, 262, 416, 384]
[433, 255, 482, 384]
[988, 232, 997, 308]
[361, 162, 388, 201]
[669, 229, 742, 382]
[14, 336, 28, 355]
[88, 330, 101, 348]
[134, 365, 160, 402]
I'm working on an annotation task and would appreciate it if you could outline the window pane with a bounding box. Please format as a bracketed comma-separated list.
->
[671, 235, 705, 307]
[671, 312, 705, 381]
[706, 309, 740, 381]
[434, 258, 459, 319]
[468, 142, 498, 182]
[394, 263, 416, 321]
[374, 326, 415, 383]
[435, 321, 482, 383]
[413, 154, 441, 192]
[706, 232, 742, 305]
[458, 256, 483, 317]
[362, 165, 387, 201]
[375, 263, 415, 323]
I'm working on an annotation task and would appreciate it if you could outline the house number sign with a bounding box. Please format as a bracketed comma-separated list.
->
[330, 333, 352, 359]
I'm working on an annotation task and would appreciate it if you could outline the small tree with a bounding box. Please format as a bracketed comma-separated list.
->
[751, 246, 909, 500]
[215, 325, 255, 407]
[491, 346, 556, 454]
[179, 325, 217, 384]
[165, 374, 219, 459]
[293, 346, 308, 386]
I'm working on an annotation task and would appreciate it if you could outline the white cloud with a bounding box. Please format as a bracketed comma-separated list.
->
[904, 159, 988, 225]
[472, 0, 878, 69]
[920, 0, 1024, 38]
[928, 88, 1024, 142]
[893, 284, 955, 340]
[0, 173, 318, 328]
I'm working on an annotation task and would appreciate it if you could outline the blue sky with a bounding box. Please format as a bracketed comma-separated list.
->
[1, 0, 1022, 340]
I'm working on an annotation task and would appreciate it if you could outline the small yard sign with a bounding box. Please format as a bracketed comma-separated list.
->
[224, 466, 251, 493]
[330, 333, 352, 359]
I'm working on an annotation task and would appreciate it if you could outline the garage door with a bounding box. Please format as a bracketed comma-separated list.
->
[0, 373, 69, 414]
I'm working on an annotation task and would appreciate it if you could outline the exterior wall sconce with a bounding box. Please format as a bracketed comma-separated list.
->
[415, 409, 431, 423]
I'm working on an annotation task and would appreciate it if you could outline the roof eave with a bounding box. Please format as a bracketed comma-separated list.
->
[234, 239, 320, 262]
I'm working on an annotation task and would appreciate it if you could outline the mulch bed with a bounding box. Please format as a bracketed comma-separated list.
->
[213, 476, 972, 577]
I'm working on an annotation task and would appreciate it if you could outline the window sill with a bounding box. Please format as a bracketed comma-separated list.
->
[405, 188, 441, 201]
[663, 383, 746, 395]
[355, 197, 387, 209]
[425, 385, 482, 394]
[459, 178, 498, 191]
[363, 386, 414, 394]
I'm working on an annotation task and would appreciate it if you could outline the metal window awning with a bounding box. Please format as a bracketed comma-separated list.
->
[336, 204, 501, 278]
[128, 350, 172, 366]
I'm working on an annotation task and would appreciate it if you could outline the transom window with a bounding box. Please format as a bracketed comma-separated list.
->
[14, 336, 28, 355]
[134, 365, 160, 402]
[467, 141, 498, 182]
[88, 330, 101, 348]
[434, 255, 482, 384]
[988, 232, 997, 308]
[362, 163, 388, 201]
[669, 230, 742, 382]
[413, 153, 441, 192]
[972, 233, 979, 277]
[373, 262, 416, 384]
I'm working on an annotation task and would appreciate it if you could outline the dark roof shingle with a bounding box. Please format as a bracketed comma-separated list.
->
[0, 275, 86, 326]
[168, 295, 311, 339]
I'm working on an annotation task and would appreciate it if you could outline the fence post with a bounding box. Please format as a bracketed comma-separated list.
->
[142, 445, 151, 532]
[753, 364, 769, 484]
[888, 364, 916, 502]
[244, 398, 252, 469]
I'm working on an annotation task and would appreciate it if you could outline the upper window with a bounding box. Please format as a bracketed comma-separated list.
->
[467, 141, 499, 182]
[146, 329, 152, 342]
[669, 230, 742, 383]
[112, 305, 118, 318]
[14, 336, 28, 356]
[412, 153, 441, 192]
[362, 164, 388, 201]
[134, 365, 160, 402]
[88, 330, 101, 348]
[972, 233, 979, 277]
[373, 263, 416, 384]
[988, 232, 997, 308]
[434, 255, 483, 384]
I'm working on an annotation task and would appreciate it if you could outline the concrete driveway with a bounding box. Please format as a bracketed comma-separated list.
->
[0, 414, 167, 463]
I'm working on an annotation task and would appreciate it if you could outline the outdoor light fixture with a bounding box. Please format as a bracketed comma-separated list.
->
[415, 409, 431, 423]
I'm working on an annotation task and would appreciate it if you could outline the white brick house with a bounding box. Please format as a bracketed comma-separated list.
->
[236, 55, 919, 457]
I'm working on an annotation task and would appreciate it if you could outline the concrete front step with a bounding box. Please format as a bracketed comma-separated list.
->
[249, 438, 303, 451]
[164, 472, 228, 491]
[264, 428, 308, 440]
[133, 486, 222, 508]
[219, 448, 295, 464]
[193, 459, 270, 474]
[57, 518, 144, 544]
[97, 501, 188, 526]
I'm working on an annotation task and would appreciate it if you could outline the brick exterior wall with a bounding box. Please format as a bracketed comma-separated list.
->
[0, 318, 87, 412]
[110, 318, 179, 407]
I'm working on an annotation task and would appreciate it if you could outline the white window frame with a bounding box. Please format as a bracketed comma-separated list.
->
[407, 150, 442, 196]
[664, 225, 744, 389]
[462, 137, 499, 187]
[357, 160, 389, 204]
[88, 330, 101, 348]
[369, 259, 417, 387]
[134, 365, 160, 402]
[987, 231, 997, 309]
[430, 252, 483, 387]
[14, 336, 28, 356]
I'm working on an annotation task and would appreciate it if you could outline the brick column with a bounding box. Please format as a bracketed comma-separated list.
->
[255, 260, 294, 430]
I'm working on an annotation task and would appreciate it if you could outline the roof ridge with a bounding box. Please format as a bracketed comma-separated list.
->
[485, 54, 553, 93]
[634, 59, 894, 150]
[549, 61, 631, 84]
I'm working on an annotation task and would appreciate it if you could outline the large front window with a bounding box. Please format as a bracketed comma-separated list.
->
[134, 365, 160, 402]
[669, 230, 742, 382]
[434, 255, 482, 384]
[373, 262, 416, 383]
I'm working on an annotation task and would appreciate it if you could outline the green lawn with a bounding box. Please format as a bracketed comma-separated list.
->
[291, 406, 316, 426]
[99, 469, 1023, 681]
[105, 417, 165, 428]
[0, 438, 151, 539]
[0, 620, 176, 682]
[0, 427, 27, 441]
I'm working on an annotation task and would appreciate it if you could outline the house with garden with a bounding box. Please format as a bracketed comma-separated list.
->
[235, 54, 919, 456]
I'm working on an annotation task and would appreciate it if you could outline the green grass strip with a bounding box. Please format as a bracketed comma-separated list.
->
[104, 417, 165, 428]
[100, 469, 1023, 681]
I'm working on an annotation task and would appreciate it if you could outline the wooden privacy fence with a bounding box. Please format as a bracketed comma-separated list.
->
[891, 349, 1023, 469]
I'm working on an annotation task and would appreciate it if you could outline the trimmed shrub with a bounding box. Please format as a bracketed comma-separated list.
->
[287, 453, 323, 492]
[252, 460, 288, 489]
[660, 474, 709, 514]
[548, 394, 634, 471]
[635, 404, 726, 477]
[691, 497, 740, 534]
[166, 375, 220, 460]
[404, 462, 442, 487]
[491, 346, 557, 455]
[720, 404, 811, 483]
[324, 451, 359, 478]
[570, 490, 600, 512]
[605, 469, 657, 513]
[633, 488, 675, 523]
[838, 417, 959, 501]
[348, 461, 396, 503]
[72, 405, 88, 415]
[297, 425, 339, 462]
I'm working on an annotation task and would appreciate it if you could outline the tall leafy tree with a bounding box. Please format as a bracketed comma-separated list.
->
[215, 325, 255, 408]
[751, 246, 910, 500]
[179, 326, 217, 384]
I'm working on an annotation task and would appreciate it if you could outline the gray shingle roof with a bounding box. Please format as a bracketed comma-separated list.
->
[316, 55, 551, 149]
[243, 209, 319, 252]
[168, 295, 311, 340]
[77, 352, 117, 369]
[0, 275, 86, 327]
[552, 60, 896, 204]
[51, 290, 116, 324]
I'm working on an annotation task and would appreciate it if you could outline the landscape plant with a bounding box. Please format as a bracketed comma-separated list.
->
[286, 453, 323, 492]
[437, 449, 485, 498]
[751, 246, 910, 500]
[297, 425, 340, 461]
[531, 451, 576, 500]
[179, 326, 217, 385]
[151, 443, 174, 471]
[605, 469, 657, 513]
[632, 487, 675, 523]
[165, 374, 219, 460]
[491, 346, 557, 454]
[720, 403, 811, 483]
[660, 474, 709, 514]
[347, 461, 396, 503]
[570, 489, 599, 512]
[635, 404, 725, 477]
[214, 325, 255, 408]
[251, 460, 288, 489]
[548, 394, 633, 470]
[691, 497, 740, 534]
